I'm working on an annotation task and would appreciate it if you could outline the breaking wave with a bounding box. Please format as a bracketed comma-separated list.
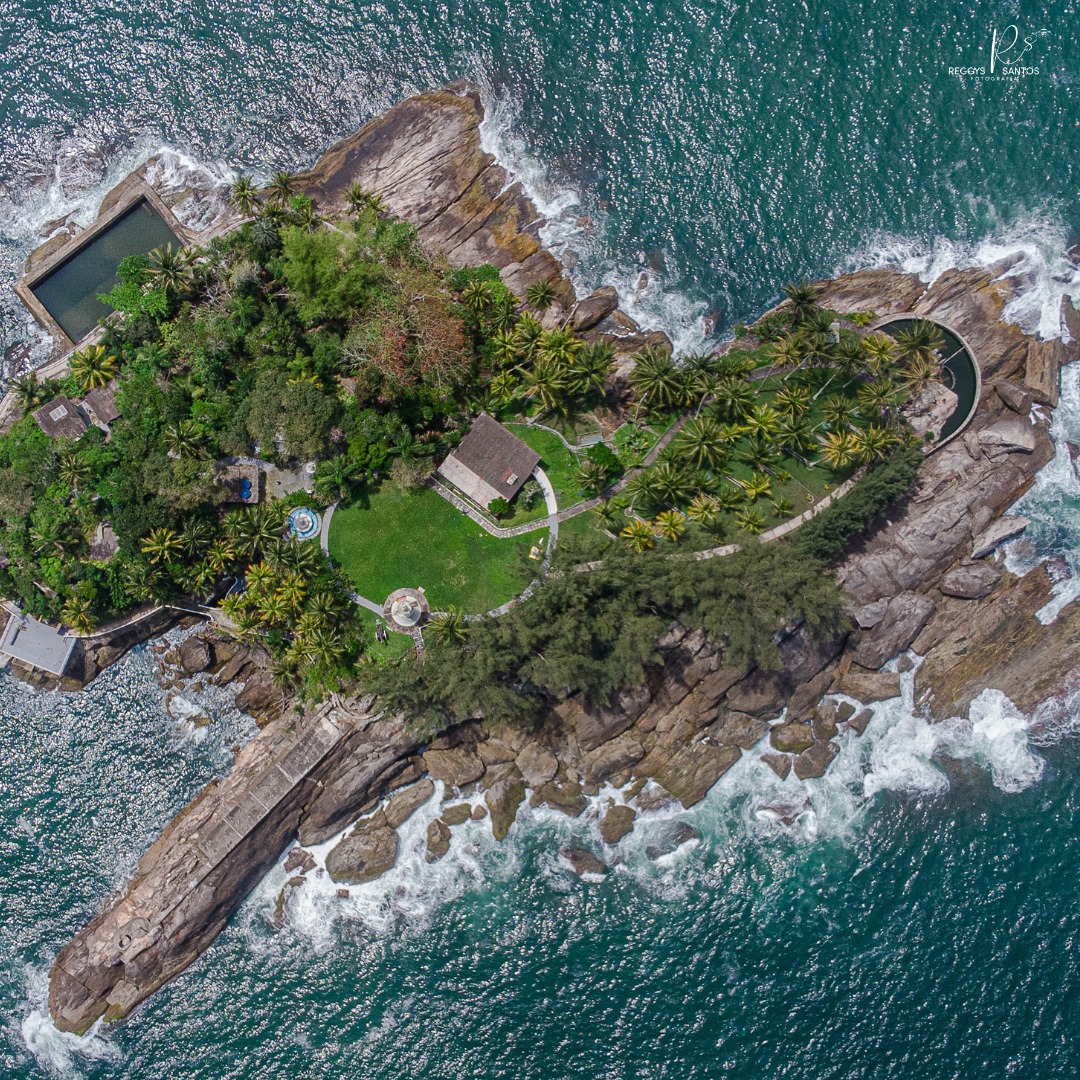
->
[846, 207, 1080, 342]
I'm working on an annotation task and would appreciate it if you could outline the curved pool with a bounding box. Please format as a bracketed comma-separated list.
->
[878, 316, 981, 445]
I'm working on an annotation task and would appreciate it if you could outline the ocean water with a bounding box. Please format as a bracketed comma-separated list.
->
[3, 1, 1080, 1076]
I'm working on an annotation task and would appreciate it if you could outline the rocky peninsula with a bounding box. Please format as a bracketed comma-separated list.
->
[47, 85, 1080, 1032]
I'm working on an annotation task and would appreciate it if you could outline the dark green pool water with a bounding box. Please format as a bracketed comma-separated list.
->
[29, 200, 179, 343]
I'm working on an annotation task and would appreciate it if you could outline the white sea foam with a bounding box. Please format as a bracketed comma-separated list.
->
[19, 967, 121, 1078]
[476, 83, 712, 357]
[848, 208, 1080, 341]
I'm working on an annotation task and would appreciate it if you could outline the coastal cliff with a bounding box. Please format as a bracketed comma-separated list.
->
[48, 86, 1080, 1032]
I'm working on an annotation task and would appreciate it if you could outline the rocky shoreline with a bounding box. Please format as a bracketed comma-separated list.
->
[45, 85, 1080, 1033]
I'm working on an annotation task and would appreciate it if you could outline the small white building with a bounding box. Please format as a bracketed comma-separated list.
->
[436, 414, 540, 510]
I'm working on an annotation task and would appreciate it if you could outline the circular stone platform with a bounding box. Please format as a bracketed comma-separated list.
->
[382, 587, 430, 631]
[288, 507, 321, 541]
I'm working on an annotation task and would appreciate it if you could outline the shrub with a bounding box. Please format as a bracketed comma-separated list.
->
[794, 445, 923, 562]
[488, 497, 510, 519]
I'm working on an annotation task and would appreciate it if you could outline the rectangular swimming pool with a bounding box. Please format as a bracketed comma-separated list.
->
[29, 198, 182, 344]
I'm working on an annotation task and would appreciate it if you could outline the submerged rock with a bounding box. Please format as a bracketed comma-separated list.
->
[761, 752, 792, 780]
[645, 822, 700, 860]
[560, 847, 608, 877]
[793, 740, 839, 780]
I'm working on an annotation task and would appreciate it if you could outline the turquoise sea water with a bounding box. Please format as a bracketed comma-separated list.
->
[2, 1, 1080, 1076]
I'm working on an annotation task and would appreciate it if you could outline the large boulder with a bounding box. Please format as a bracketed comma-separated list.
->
[978, 417, 1036, 455]
[851, 592, 935, 669]
[581, 733, 645, 782]
[641, 741, 741, 808]
[425, 819, 451, 862]
[994, 380, 1031, 413]
[485, 775, 525, 841]
[384, 778, 435, 828]
[792, 740, 839, 780]
[837, 670, 901, 703]
[769, 722, 814, 754]
[569, 286, 619, 332]
[940, 563, 1002, 600]
[178, 636, 212, 674]
[598, 804, 637, 845]
[515, 743, 558, 788]
[325, 811, 399, 884]
[971, 516, 1030, 559]
[423, 747, 485, 788]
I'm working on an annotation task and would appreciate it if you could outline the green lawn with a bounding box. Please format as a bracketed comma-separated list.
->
[328, 484, 542, 614]
[505, 423, 583, 508]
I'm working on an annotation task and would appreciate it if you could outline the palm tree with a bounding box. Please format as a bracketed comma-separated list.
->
[819, 430, 860, 469]
[70, 345, 118, 390]
[228, 505, 281, 559]
[429, 607, 469, 645]
[463, 279, 493, 313]
[766, 335, 804, 375]
[862, 333, 897, 373]
[277, 571, 307, 612]
[857, 375, 900, 422]
[894, 320, 945, 369]
[770, 495, 795, 519]
[345, 181, 373, 215]
[576, 458, 610, 495]
[525, 279, 557, 310]
[743, 472, 772, 502]
[743, 404, 782, 442]
[57, 451, 89, 491]
[653, 509, 686, 542]
[513, 314, 545, 358]
[313, 455, 361, 502]
[783, 282, 819, 326]
[490, 371, 518, 404]
[629, 346, 681, 414]
[268, 170, 296, 204]
[620, 518, 655, 552]
[853, 424, 896, 463]
[518, 356, 566, 415]
[206, 539, 236, 574]
[490, 295, 518, 331]
[735, 506, 767, 535]
[714, 483, 744, 511]
[245, 560, 275, 594]
[229, 174, 259, 216]
[566, 342, 615, 400]
[713, 377, 756, 423]
[141, 527, 182, 564]
[489, 330, 518, 368]
[773, 386, 811, 421]
[686, 493, 720, 527]
[821, 394, 857, 430]
[591, 499, 624, 532]
[60, 596, 95, 635]
[164, 419, 202, 458]
[145, 243, 191, 295]
[13, 372, 49, 415]
[257, 592, 289, 626]
[649, 460, 693, 508]
[539, 328, 580, 367]
[673, 417, 728, 471]
[250, 216, 280, 256]
[900, 353, 944, 395]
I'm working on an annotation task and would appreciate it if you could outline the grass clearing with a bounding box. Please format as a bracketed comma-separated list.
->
[505, 423, 582, 508]
[328, 483, 541, 614]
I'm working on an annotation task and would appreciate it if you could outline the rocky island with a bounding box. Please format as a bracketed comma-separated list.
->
[18, 86, 1078, 1032]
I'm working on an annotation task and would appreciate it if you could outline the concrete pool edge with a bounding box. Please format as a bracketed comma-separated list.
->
[13, 178, 190, 352]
